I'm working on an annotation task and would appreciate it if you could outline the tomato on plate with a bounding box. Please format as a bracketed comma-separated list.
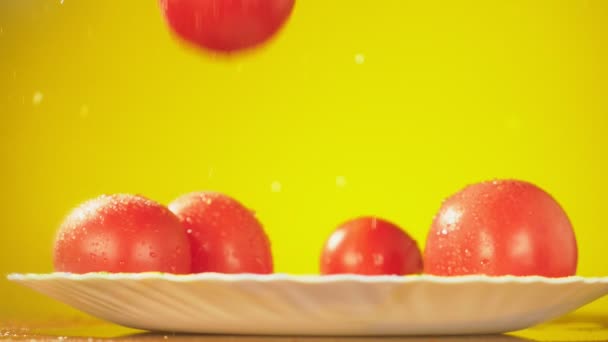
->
[169, 191, 273, 273]
[53, 194, 191, 274]
[320, 216, 423, 275]
[424, 179, 577, 277]
[160, 0, 295, 53]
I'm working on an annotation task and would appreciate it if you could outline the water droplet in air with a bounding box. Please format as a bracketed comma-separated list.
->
[32, 91, 43, 105]
[80, 105, 89, 118]
[354, 53, 365, 64]
[271, 181, 282, 193]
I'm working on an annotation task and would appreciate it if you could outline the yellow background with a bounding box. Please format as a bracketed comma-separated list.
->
[1, 0, 607, 319]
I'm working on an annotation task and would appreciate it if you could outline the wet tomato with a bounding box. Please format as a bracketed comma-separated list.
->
[320, 216, 423, 275]
[424, 180, 577, 277]
[169, 191, 273, 273]
[53, 194, 191, 274]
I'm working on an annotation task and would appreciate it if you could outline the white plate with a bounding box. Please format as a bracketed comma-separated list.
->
[8, 273, 608, 336]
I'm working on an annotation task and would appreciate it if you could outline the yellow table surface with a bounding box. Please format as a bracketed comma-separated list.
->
[2, 313, 608, 342]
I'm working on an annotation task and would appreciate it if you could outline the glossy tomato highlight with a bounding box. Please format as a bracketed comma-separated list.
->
[53, 194, 191, 274]
[169, 191, 273, 274]
[160, 0, 295, 53]
[320, 217, 423, 275]
[424, 180, 577, 277]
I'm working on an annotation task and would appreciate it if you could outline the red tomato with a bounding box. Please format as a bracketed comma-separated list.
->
[424, 180, 577, 277]
[320, 217, 423, 275]
[169, 191, 273, 273]
[160, 0, 295, 53]
[53, 194, 191, 274]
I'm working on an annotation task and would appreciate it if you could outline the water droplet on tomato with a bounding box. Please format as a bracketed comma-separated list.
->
[481, 259, 490, 266]
[149, 252, 158, 258]
[372, 254, 384, 266]
[186, 229, 193, 234]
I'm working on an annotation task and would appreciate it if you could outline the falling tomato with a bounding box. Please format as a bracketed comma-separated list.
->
[160, 0, 295, 53]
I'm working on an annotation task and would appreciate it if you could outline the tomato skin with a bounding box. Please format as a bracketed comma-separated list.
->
[160, 0, 295, 53]
[53, 194, 191, 274]
[169, 191, 273, 274]
[320, 217, 423, 276]
[424, 180, 577, 277]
